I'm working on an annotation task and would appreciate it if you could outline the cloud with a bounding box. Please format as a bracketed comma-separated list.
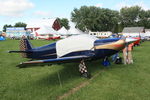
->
[136, 1, 149, 10]
[95, 3, 103, 7]
[34, 11, 51, 17]
[115, 0, 150, 10]
[0, 0, 34, 17]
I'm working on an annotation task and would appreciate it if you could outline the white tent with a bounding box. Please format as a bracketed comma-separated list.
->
[68, 28, 86, 35]
[67, 22, 86, 35]
[36, 25, 58, 35]
[57, 27, 69, 35]
[139, 32, 150, 38]
[144, 32, 150, 37]
[26, 18, 57, 29]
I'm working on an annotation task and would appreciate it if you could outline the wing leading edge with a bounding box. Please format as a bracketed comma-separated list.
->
[18, 55, 91, 68]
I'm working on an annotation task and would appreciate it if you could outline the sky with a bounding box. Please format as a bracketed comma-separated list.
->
[0, 0, 150, 31]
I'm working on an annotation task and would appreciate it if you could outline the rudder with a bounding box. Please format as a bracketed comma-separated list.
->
[20, 38, 32, 58]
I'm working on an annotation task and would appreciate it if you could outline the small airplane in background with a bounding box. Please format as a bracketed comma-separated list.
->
[9, 35, 137, 78]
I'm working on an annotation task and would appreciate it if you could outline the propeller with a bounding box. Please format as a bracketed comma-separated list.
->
[125, 37, 138, 44]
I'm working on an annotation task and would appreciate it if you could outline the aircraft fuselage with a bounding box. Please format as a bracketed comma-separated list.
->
[27, 38, 125, 60]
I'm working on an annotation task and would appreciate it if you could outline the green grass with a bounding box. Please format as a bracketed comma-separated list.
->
[0, 39, 150, 100]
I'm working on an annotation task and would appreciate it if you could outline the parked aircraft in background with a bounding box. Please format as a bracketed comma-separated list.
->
[9, 35, 137, 78]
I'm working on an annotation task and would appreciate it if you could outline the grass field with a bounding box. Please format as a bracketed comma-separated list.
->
[0, 39, 150, 100]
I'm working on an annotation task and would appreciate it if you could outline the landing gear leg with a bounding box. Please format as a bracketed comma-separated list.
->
[79, 60, 91, 78]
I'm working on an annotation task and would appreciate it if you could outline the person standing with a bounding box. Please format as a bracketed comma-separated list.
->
[128, 43, 134, 64]
[123, 43, 134, 64]
[123, 45, 128, 64]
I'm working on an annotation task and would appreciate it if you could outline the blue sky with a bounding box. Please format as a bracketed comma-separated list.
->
[0, 0, 150, 30]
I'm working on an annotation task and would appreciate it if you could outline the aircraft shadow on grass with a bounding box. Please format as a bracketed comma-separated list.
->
[33, 61, 101, 86]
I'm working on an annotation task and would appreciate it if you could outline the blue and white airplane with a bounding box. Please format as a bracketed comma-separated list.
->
[9, 35, 137, 78]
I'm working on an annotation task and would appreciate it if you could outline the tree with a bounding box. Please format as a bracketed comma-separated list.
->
[119, 6, 150, 29]
[58, 18, 70, 30]
[3, 22, 27, 32]
[3, 24, 12, 32]
[138, 10, 150, 28]
[120, 6, 142, 27]
[71, 6, 119, 32]
[14, 22, 27, 28]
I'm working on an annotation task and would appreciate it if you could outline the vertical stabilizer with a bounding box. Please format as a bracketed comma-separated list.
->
[20, 38, 32, 58]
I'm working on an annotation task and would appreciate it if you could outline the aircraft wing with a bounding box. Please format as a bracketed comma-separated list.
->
[18, 55, 92, 68]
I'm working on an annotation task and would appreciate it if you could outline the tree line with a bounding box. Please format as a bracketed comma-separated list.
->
[3, 5, 150, 33]
[71, 5, 150, 33]
[3, 22, 27, 32]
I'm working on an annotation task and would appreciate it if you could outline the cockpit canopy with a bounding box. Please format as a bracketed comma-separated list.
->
[56, 35, 98, 57]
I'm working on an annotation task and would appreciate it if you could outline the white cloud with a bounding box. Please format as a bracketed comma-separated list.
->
[136, 1, 149, 10]
[0, 0, 34, 16]
[115, 0, 150, 10]
[34, 11, 51, 17]
[95, 3, 103, 8]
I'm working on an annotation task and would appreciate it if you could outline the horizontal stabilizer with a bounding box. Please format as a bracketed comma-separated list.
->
[8, 50, 32, 53]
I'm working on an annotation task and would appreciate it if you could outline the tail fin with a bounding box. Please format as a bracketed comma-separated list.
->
[20, 38, 33, 58]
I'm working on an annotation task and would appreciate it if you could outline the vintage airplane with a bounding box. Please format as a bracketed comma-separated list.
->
[9, 35, 137, 78]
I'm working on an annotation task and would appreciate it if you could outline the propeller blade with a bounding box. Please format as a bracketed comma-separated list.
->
[125, 37, 138, 44]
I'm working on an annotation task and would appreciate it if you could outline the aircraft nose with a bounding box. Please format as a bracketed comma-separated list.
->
[125, 37, 138, 44]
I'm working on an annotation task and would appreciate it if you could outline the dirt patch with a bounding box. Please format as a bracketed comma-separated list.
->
[57, 71, 101, 100]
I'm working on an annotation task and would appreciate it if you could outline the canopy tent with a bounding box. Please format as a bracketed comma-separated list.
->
[26, 18, 58, 29]
[140, 32, 150, 37]
[57, 22, 86, 36]
[144, 32, 150, 36]
[36, 25, 58, 35]
[68, 28, 86, 35]
[67, 22, 87, 35]
[57, 27, 69, 35]
[40, 19, 57, 27]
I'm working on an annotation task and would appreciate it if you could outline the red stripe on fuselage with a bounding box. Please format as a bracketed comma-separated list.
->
[113, 44, 123, 48]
